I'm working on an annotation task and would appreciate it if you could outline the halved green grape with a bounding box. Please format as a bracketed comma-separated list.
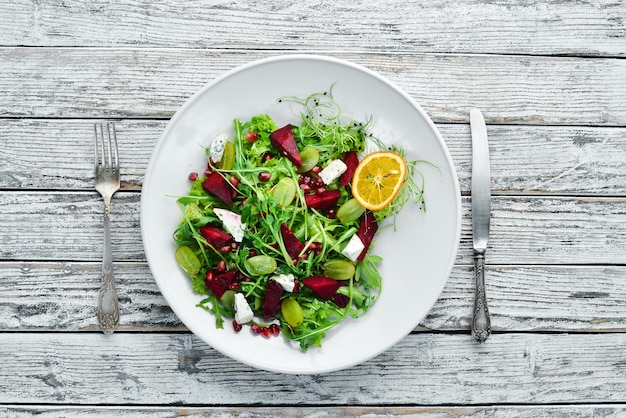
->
[281, 298, 304, 327]
[220, 289, 236, 309]
[336, 198, 366, 225]
[297, 147, 320, 173]
[245, 254, 277, 275]
[218, 141, 235, 170]
[272, 177, 297, 207]
[175, 246, 201, 277]
[322, 259, 356, 281]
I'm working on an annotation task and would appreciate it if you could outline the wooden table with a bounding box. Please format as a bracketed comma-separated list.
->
[1, 1, 625, 416]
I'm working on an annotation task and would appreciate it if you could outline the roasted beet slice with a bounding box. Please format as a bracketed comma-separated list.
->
[356, 210, 378, 261]
[202, 172, 233, 205]
[199, 225, 233, 249]
[331, 293, 350, 308]
[263, 279, 283, 318]
[204, 269, 238, 298]
[304, 190, 341, 210]
[280, 223, 305, 260]
[339, 151, 359, 187]
[302, 276, 341, 300]
[270, 124, 302, 168]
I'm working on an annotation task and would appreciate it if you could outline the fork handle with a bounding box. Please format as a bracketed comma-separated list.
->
[98, 202, 119, 334]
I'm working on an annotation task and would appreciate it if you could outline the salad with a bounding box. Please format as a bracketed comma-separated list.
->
[173, 88, 425, 350]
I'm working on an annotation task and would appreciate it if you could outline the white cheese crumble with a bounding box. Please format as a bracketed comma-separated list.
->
[271, 273, 296, 292]
[213, 208, 245, 242]
[234, 293, 254, 324]
[341, 234, 365, 262]
[319, 159, 348, 185]
[209, 133, 228, 163]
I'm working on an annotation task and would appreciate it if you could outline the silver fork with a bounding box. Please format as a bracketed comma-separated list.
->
[94, 122, 120, 334]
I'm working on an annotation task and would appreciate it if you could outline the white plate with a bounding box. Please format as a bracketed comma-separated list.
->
[141, 55, 461, 374]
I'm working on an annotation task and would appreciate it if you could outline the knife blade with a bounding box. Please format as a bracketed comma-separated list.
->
[470, 108, 491, 343]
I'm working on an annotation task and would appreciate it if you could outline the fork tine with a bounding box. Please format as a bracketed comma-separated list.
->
[95, 123, 105, 168]
[108, 123, 119, 170]
[94, 124, 99, 168]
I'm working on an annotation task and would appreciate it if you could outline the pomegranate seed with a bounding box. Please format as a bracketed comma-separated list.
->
[303, 176, 311, 184]
[232, 320, 242, 332]
[260, 327, 271, 338]
[231, 242, 239, 250]
[246, 132, 259, 142]
[188, 172, 198, 181]
[205, 270, 214, 281]
[220, 245, 232, 253]
[204, 168, 213, 176]
[298, 252, 308, 261]
[293, 279, 300, 293]
[249, 249, 258, 257]
[229, 282, 239, 290]
[300, 184, 311, 192]
[258, 172, 271, 182]
[251, 323, 262, 334]
[327, 209, 336, 219]
[269, 324, 280, 336]
[230, 176, 240, 188]
[216, 260, 227, 272]
[311, 166, 322, 174]
[314, 178, 325, 188]
[262, 153, 273, 162]
[316, 186, 326, 195]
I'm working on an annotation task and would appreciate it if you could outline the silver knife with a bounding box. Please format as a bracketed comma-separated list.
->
[470, 108, 491, 343]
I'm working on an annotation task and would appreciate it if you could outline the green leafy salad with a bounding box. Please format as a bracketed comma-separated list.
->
[173, 88, 426, 350]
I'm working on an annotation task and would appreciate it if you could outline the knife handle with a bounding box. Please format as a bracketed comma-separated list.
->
[472, 252, 491, 343]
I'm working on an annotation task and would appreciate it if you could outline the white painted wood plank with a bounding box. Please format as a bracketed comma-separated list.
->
[0, 0, 624, 57]
[3, 405, 626, 417]
[1, 49, 625, 125]
[1, 333, 626, 404]
[1, 192, 624, 264]
[1, 262, 624, 332]
[2, 120, 625, 196]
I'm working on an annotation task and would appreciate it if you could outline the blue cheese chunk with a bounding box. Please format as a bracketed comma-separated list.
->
[234, 293, 254, 324]
[213, 208, 245, 242]
[319, 159, 348, 185]
[209, 133, 228, 163]
[271, 273, 295, 292]
[341, 234, 365, 262]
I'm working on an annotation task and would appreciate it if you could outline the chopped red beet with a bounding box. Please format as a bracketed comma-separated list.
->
[356, 211, 378, 261]
[302, 276, 341, 300]
[199, 225, 233, 249]
[270, 124, 302, 167]
[331, 293, 350, 308]
[340, 151, 359, 187]
[263, 279, 283, 318]
[280, 223, 305, 261]
[304, 190, 341, 210]
[204, 269, 239, 298]
[202, 172, 233, 205]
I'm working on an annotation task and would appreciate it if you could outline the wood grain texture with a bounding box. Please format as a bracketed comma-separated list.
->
[1, 192, 624, 264]
[2, 333, 626, 405]
[0, 0, 624, 57]
[3, 405, 626, 418]
[2, 119, 626, 196]
[1, 262, 625, 332]
[1, 49, 625, 125]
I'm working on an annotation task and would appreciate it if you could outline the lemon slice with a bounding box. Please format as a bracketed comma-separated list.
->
[351, 151, 407, 211]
